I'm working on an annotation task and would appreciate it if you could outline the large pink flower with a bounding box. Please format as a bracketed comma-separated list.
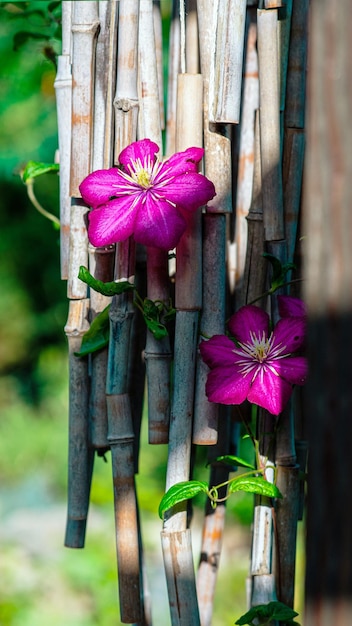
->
[199, 304, 308, 416]
[79, 138, 216, 250]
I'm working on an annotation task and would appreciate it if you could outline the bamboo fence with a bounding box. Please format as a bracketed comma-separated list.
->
[55, 1, 309, 624]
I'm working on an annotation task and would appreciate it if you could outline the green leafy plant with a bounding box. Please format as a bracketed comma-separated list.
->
[235, 601, 300, 625]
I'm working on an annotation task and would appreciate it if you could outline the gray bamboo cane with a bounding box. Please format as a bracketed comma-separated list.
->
[64, 298, 93, 548]
[88, 244, 115, 450]
[193, 0, 232, 445]
[153, 0, 165, 131]
[64, 1, 99, 549]
[238, 111, 267, 308]
[208, 0, 247, 125]
[54, 0, 72, 279]
[107, 3, 144, 621]
[257, 8, 284, 242]
[284, 0, 309, 131]
[161, 72, 203, 626]
[113, 0, 140, 160]
[69, 1, 99, 196]
[234, 10, 259, 291]
[277, 0, 293, 113]
[138, 0, 172, 445]
[87, 1, 118, 452]
[165, 1, 180, 156]
[196, 409, 233, 626]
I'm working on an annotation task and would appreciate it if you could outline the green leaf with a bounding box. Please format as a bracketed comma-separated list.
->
[235, 602, 299, 625]
[211, 455, 255, 470]
[158, 481, 208, 519]
[263, 252, 283, 282]
[75, 306, 110, 357]
[228, 476, 282, 499]
[22, 160, 59, 183]
[143, 315, 168, 339]
[78, 266, 134, 297]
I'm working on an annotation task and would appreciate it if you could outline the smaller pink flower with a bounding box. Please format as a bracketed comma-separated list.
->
[200, 304, 308, 416]
[79, 138, 216, 250]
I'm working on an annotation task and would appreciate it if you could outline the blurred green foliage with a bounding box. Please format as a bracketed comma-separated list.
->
[0, 1, 66, 403]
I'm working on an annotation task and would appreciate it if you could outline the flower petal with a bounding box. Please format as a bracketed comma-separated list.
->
[199, 336, 238, 369]
[159, 172, 216, 211]
[88, 196, 139, 247]
[133, 193, 187, 250]
[275, 356, 308, 385]
[205, 366, 252, 406]
[247, 368, 293, 415]
[272, 317, 306, 353]
[159, 147, 205, 177]
[79, 168, 129, 208]
[228, 305, 269, 344]
[119, 138, 160, 170]
[278, 295, 307, 318]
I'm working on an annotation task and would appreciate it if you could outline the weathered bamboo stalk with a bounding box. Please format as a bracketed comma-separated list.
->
[196, 410, 233, 626]
[234, 10, 259, 290]
[64, 1, 100, 550]
[54, 0, 72, 279]
[165, 1, 180, 156]
[193, 0, 232, 445]
[64, 298, 93, 548]
[162, 72, 203, 626]
[138, 0, 172, 445]
[257, 8, 284, 242]
[208, 0, 247, 125]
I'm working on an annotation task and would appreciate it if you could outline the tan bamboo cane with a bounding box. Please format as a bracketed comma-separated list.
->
[193, 0, 232, 446]
[152, 0, 165, 132]
[105, 2, 144, 621]
[138, 0, 172, 445]
[54, 0, 72, 279]
[64, 0, 99, 549]
[161, 72, 203, 626]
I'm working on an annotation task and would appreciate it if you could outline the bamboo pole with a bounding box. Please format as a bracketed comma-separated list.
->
[64, 1, 100, 550]
[208, 0, 247, 125]
[64, 298, 93, 548]
[161, 71, 203, 626]
[88, 1, 118, 452]
[196, 410, 233, 626]
[193, 0, 232, 445]
[165, 1, 180, 156]
[138, 0, 172, 445]
[234, 9, 259, 290]
[257, 8, 284, 242]
[54, 0, 72, 279]
[106, 2, 144, 621]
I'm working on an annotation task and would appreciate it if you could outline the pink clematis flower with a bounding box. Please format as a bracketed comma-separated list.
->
[79, 138, 216, 250]
[199, 304, 308, 416]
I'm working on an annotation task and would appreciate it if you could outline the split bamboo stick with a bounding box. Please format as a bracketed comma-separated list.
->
[165, 1, 180, 157]
[54, 0, 72, 279]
